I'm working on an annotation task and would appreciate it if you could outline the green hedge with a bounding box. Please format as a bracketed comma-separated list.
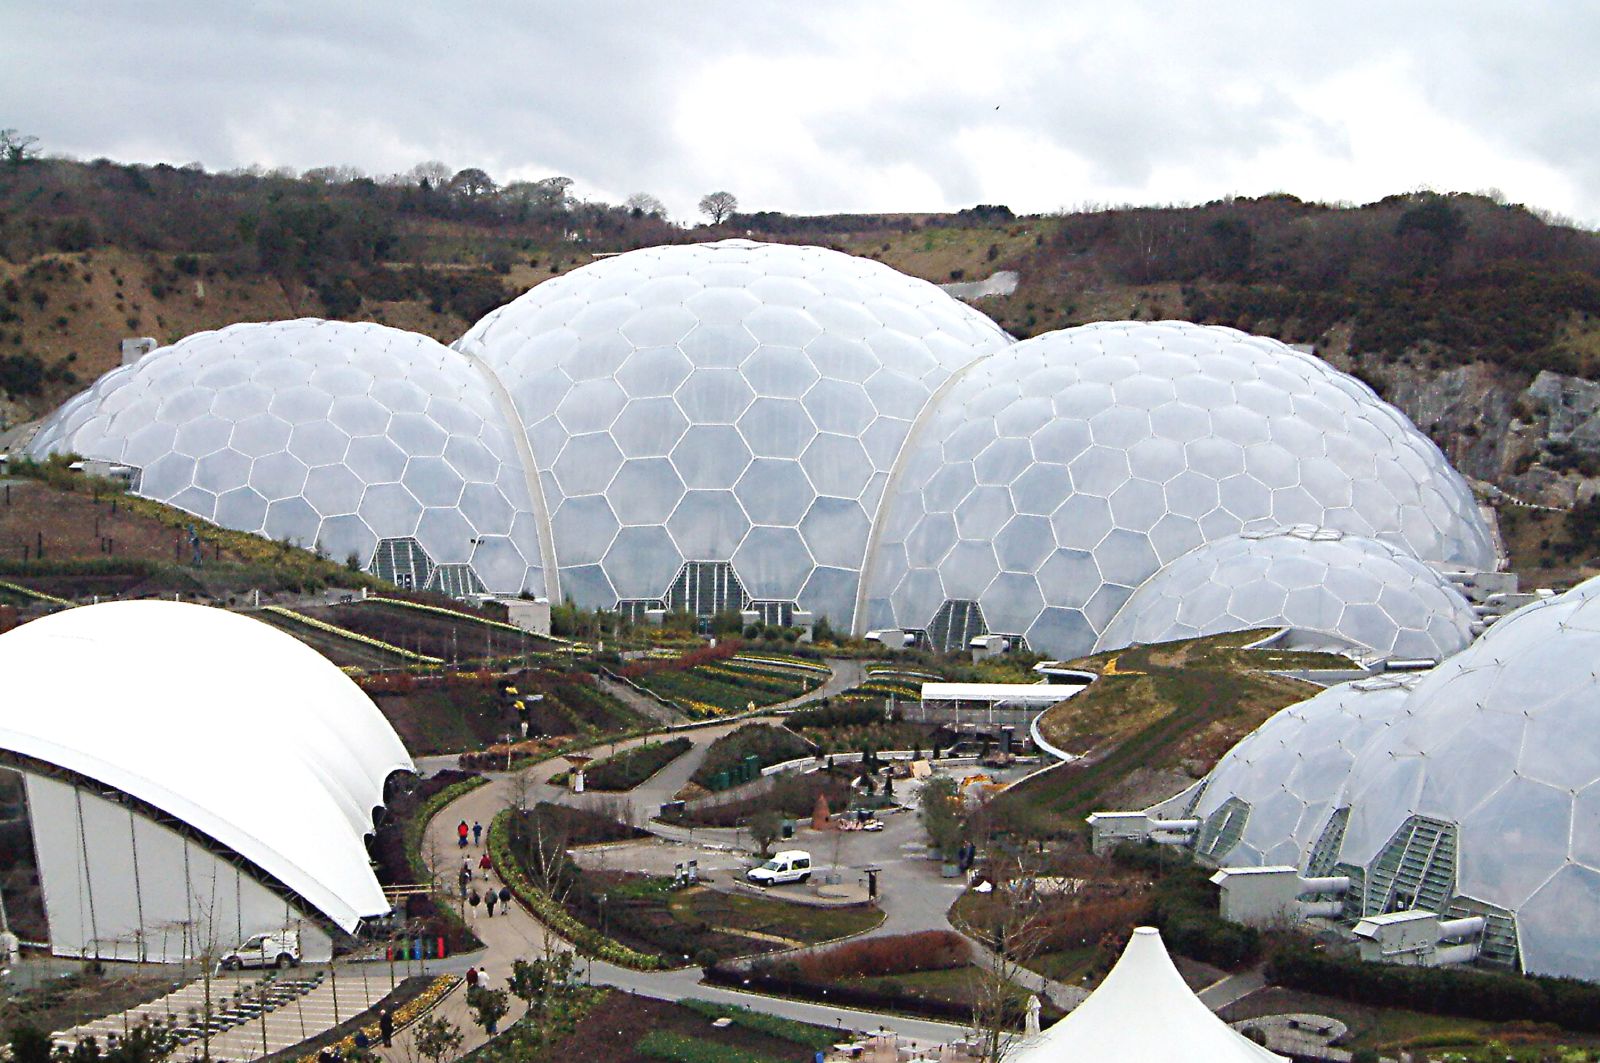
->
[677, 1000, 835, 1051]
[404, 776, 489, 880]
[635, 1031, 779, 1063]
[583, 738, 692, 790]
[690, 724, 811, 789]
[487, 810, 665, 970]
[1267, 939, 1600, 1033]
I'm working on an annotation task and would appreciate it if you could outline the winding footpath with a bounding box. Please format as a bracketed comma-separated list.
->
[380, 659, 964, 1061]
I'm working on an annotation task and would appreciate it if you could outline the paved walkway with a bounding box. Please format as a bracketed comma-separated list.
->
[380, 656, 1127, 1059]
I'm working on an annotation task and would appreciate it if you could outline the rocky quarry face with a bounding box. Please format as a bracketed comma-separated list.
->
[1367, 363, 1600, 510]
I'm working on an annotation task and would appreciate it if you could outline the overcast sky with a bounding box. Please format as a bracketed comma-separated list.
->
[7, 2, 1598, 225]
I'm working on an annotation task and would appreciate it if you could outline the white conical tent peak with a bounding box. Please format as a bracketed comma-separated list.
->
[1013, 926, 1285, 1062]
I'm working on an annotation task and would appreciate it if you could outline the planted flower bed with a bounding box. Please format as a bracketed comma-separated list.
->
[263, 605, 442, 663]
[634, 666, 808, 717]
[689, 724, 810, 791]
[581, 738, 693, 791]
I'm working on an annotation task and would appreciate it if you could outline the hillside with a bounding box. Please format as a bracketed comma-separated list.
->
[996, 631, 1342, 832]
[6, 156, 1600, 580]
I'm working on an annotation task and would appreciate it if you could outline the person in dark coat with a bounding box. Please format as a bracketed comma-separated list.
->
[485, 890, 497, 917]
[471, 820, 483, 846]
[465, 966, 478, 988]
[378, 1008, 393, 1047]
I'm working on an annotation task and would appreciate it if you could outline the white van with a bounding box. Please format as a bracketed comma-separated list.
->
[747, 850, 812, 886]
[219, 930, 301, 970]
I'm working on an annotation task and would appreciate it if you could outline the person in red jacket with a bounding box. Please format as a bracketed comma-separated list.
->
[457, 820, 469, 848]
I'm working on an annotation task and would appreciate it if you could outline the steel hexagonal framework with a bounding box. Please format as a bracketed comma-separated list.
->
[1327, 576, 1600, 979]
[860, 321, 1494, 658]
[1094, 525, 1478, 662]
[31, 252, 1493, 646]
[454, 239, 1011, 620]
[29, 319, 541, 594]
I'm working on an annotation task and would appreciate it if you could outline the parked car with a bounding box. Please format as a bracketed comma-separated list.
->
[219, 930, 301, 970]
[748, 850, 812, 885]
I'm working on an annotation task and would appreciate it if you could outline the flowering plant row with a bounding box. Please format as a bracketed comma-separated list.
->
[0, 578, 72, 606]
[296, 973, 459, 1063]
[369, 595, 584, 647]
[263, 606, 444, 663]
[732, 653, 830, 675]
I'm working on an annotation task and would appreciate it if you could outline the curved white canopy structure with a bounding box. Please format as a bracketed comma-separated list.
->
[0, 601, 412, 933]
[1016, 927, 1284, 1063]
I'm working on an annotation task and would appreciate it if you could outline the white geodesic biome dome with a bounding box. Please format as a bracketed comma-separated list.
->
[859, 321, 1495, 657]
[1093, 525, 1478, 662]
[1173, 673, 1421, 871]
[1319, 576, 1600, 979]
[453, 239, 1010, 622]
[29, 319, 542, 594]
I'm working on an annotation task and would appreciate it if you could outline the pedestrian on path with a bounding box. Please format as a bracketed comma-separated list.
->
[459, 865, 471, 900]
[465, 966, 478, 989]
[499, 886, 511, 910]
[479, 852, 492, 880]
[472, 820, 483, 846]
[457, 820, 469, 848]
[485, 890, 497, 917]
[378, 1008, 393, 1047]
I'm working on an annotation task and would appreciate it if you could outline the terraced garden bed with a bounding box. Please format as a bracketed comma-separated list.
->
[367, 670, 644, 755]
[299, 600, 561, 662]
[634, 662, 813, 717]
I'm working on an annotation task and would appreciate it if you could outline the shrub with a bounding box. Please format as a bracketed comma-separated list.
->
[691, 724, 810, 789]
[771, 930, 970, 981]
[582, 738, 692, 791]
[1266, 938, 1600, 1033]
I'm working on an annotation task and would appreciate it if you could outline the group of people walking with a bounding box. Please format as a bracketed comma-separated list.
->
[457, 819, 511, 918]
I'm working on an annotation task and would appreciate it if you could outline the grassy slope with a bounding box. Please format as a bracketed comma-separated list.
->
[1004, 631, 1341, 830]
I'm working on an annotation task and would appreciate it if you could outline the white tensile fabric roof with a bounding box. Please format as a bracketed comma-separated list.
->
[0, 601, 414, 932]
[1016, 927, 1286, 1063]
[918, 682, 1082, 706]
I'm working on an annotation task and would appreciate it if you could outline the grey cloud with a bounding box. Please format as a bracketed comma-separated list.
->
[3, 1, 1597, 219]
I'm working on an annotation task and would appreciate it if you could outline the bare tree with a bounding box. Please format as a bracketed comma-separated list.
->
[969, 853, 1052, 1063]
[405, 160, 453, 187]
[0, 129, 40, 169]
[698, 191, 738, 225]
[624, 193, 668, 219]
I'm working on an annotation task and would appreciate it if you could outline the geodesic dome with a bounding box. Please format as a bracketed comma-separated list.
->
[1178, 674, 1421, 870]
[1325, 576, 1600, 978]
[1094, 526, 1478, 662]
[860, 321, 1494, 657]
[454, 239, 1009, 621]
[28, 320, 542, 594]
